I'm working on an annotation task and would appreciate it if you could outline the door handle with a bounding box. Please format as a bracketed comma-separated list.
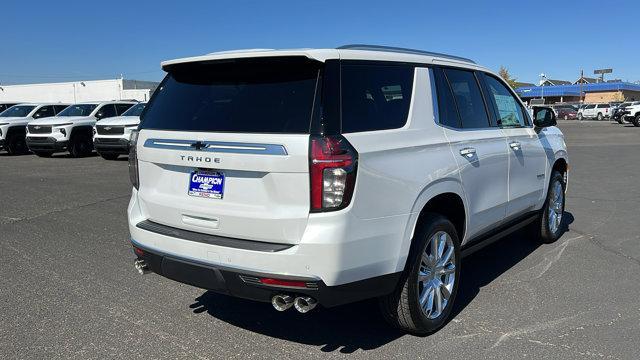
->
[509, 141, 521, 151]
[459, 147, 476, 158]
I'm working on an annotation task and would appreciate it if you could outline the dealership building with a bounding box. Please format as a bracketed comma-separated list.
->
[0, 78, 159, 103]
[515, 81, 640, 105]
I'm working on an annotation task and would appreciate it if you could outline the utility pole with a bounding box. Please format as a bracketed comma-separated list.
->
[580, 69, 583, 103]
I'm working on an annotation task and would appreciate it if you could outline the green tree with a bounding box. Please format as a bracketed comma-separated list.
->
[499, 66, 519, 89]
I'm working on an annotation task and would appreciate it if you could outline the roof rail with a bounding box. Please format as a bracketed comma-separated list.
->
[337, 44, 476, 64]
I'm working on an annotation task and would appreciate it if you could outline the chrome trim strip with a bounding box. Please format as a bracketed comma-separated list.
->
[143, 138, 288, 155]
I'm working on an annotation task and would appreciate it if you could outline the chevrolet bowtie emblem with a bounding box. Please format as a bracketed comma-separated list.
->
[190, 141, 207, 150]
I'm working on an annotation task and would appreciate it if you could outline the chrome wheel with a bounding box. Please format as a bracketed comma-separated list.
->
[547, 180, 564, 233]
[417, 231, 456, 319]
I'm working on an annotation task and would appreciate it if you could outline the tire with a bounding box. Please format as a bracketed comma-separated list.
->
[577, 113, 583, 120]
[5, 134, 28, 155]
[379, 213, 461, 335]
[537, 171, 566, 244]
[99, 153, 120, 160]
[633, 115, 640, 127]
[68, 133, 93, 158]
[617, 117, 623, 124]
[597, 113, 603, 121]
[33, 151, 53, 158]
[563, 115, 568, 120]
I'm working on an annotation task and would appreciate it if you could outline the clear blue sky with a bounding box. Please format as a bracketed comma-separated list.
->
[2, 0, 638, 85]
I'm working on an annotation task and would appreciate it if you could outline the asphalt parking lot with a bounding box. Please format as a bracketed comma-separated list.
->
[1, 121, 639, 359]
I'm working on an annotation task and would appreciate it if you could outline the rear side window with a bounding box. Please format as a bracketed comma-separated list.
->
[340, 64, 414, 133]
[443, 69, 490, 128]
[433, 68, 461, 128]
[140, 57, 320, 133]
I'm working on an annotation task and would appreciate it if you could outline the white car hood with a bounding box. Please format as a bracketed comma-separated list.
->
[0, 116, 31, 124]
[96, 116, 140, 126]
[29, 116, 92, 125]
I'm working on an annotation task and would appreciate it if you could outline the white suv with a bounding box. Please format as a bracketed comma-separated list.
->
[577, 103, 610, 120]
[26, 101, 135, 157]
[93, 102, 146, 160]
[0, 103, 68, 154]
[128, 46, 568, 334]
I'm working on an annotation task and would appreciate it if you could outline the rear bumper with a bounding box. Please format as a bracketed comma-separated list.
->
[132, 240, 400, 307]
[26, 136, 67, 151]
[93, 137, 130, 154]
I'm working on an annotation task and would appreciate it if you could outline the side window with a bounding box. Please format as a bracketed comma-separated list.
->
[96, 104, 117, 119]
[482, 74, 526, 127]
[116, 103, 133, 115]
[443, 69, 490, 128]
[33, 105, 55, 119]
[340, 64, 414, 133]
[433, 68, 461, 128]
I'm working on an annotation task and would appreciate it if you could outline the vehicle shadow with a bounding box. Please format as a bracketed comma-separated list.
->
[189, 212, 574, 352]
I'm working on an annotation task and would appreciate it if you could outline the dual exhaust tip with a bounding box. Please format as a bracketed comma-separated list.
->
[272, 294, 317, 313]
[134, 259, 150, 275]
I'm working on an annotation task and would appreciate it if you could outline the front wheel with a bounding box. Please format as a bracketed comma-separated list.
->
[578, 113, 583, 120]
[379, 213, 460, 334]
[617, 118, 623, 124]
[69, 134, 93, 158]
[633, 115, 640, 127]
[538, 171, 566, 243]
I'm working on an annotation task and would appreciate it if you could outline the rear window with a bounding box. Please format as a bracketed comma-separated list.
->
[340, 64, 414, 133]
[140, 57, 320, 133]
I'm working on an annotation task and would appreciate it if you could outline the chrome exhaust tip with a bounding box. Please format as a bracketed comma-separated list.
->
[271, 294, 294, 311]
[134, 259, 150, 275]
[293, 296, 317, 313]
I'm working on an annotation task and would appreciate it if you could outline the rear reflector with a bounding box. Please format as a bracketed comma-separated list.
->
[259, 278, 308, 288]
[133, 246, 145, 257]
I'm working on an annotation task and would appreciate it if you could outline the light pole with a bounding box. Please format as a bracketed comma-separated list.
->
[539, 73, 547, 104]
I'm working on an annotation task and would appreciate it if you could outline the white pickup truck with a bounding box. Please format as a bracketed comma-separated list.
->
[622, 101, 640, 126]
[577, 103, 610, 120]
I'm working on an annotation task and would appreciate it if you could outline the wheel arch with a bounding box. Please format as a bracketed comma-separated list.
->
[396, 178, 467, 272]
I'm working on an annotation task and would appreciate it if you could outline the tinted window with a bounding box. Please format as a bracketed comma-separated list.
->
[141, 58, 320, 133]
[0, 105, 36, 117]
[482, 74, 526, 127]
[433, 68, 461, 128]
[96, 104, 117, 119]
[58, 104, 98, 116]
[115, 103, 134, 115]
[444, 69, 490, 128]
[585, 105, 596, 109]
[340, 64, 414, 133]
[122, 103, 145, 117]
[598, 104, 610, 108]
[53, 105, 68, 114]
[33, 105, 55, 119]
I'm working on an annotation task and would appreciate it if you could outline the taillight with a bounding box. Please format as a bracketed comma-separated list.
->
[309, 135, 358, 212]
[128, 130, 140, 190]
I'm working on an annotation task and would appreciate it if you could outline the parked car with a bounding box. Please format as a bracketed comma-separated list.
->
[93, 102, 146, 160]
[556, 107, 578, 120]
[0, 103, 68, 155]
[26, 101, 136, 157]
[0, 102, 19, 113]
[622, 101, 640, 126]
[578, 103, 610, 120]
[611, 102, 632, 124]
[128, 46, 569, 334]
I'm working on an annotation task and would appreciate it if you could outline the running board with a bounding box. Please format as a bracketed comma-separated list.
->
[461, 213, 539, 258]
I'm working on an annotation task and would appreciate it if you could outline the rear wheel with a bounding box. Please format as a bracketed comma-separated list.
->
[564, 115, 568, 120]
[69, 133, 93, 158]
[633, 115, 640, 127]
[578, 113, 583, 120]
[379, 213, 460, 334]
[617, 117, 623, 124]
[597, 113, 603, 121]
[5, 134, 29, 155]
[99, 153, 120, 160]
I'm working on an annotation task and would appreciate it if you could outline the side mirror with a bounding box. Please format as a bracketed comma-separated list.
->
[533, 107, 557, 128]
[95, 112, 104, 120]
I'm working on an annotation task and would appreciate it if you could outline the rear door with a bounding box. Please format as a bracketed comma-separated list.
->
[135, 57, 321, 245]
[480, 73, 547, 218]
[434, 67, 509, 240]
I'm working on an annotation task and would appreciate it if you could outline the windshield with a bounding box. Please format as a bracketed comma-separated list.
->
[140, 57, 320, 133]
[122, 103, 146, 117]
[0, 105, 36, 117]
[58, 104, 98, 117]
